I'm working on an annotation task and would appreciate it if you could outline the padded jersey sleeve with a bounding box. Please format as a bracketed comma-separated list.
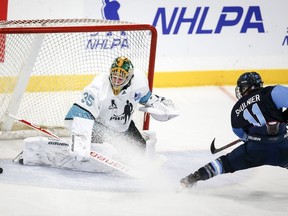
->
[131, 69, 151, 103]
[75, 74, 109, 119]
[271, 85, 288, 109]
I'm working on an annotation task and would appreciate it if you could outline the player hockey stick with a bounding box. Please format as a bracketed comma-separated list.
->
[210, 138, 242, 154]
[8, 114, 144, 178]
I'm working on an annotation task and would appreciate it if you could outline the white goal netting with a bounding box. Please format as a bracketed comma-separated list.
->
[0, 19, 157, 139]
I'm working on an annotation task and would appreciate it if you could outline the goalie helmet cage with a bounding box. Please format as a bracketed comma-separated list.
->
[0, 19, 157, 139]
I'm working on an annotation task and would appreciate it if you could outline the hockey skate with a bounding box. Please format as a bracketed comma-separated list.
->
[180, 171, 201, 188]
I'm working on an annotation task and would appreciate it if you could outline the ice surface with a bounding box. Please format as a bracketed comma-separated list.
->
[1, 86, 288, 216]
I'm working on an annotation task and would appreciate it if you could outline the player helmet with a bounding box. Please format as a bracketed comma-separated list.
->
[109, 56, 134, 95]
[235, 72, 263, 99]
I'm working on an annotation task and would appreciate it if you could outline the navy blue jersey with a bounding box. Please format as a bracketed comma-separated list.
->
[231, 85, 288, 139]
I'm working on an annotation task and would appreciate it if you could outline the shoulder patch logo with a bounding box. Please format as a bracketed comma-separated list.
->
[109, 99, 117, 109]
[134, 92, 142, 101]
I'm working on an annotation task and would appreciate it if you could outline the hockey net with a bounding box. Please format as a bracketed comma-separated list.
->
[0, 19, 157, 139]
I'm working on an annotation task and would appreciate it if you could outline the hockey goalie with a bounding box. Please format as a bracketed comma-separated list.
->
[15, 56, 179, 175]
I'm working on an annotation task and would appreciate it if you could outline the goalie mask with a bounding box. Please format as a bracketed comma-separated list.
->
[235, 72, 263, 99]
[109, 56, 134, 95]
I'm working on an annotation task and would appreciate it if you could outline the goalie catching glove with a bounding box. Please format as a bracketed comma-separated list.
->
[139, 94, 179, 121]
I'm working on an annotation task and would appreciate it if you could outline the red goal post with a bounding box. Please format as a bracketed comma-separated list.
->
[0, 19, 157, 139]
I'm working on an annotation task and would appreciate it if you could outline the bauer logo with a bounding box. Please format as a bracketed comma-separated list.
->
[152, 6, 265, 35]
[86, 32, 129, 50]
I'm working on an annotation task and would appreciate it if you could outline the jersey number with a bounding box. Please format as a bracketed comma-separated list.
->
[81, 92, 94, 107]
[243, 103, 266, 126]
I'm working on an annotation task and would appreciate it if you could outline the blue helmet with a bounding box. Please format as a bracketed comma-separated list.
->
[235, 72, 263, 99]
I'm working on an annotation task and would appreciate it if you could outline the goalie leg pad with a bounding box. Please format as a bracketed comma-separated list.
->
[145, 139, 156, 161]
[141, 131, 167, 169]
[22, 137, 116, 173]
[23, 136, 71, 167]
[142, 130, 157, 160]
[90, 142, 118, 159]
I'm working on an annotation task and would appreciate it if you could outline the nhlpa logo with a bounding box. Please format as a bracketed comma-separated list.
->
[134, 92, 142, 101]
[86, 1, 127, 51]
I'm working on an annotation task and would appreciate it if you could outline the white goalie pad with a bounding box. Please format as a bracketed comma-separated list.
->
[23, 136, 69, 166]
[141, 130, 157, 160]
[139, 95, 179, 121]
[70, 117, 94, 162]
[141, 130, 167, 170]
[22, 136, 118, 173]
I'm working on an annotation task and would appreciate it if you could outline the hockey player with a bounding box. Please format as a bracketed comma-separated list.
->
[180, 72, 288, 188]
[19, 56, 179, 173]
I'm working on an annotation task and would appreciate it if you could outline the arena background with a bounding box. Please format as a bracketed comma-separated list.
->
[1, 0, 288, 87]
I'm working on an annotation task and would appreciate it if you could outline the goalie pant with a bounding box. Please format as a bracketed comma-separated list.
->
[20, 135, 157, 173]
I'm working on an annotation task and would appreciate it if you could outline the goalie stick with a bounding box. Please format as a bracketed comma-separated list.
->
[8, 114, 144, 178]
[8, 113, 62, 140]
[210, 138, 242, 154]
